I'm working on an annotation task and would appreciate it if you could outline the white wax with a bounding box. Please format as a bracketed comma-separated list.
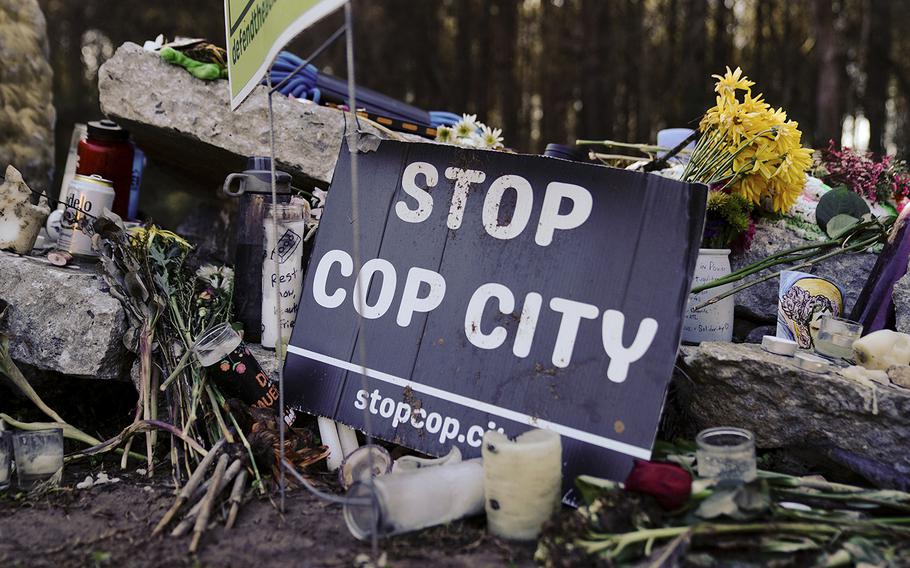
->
[379, 459, 484, 533]
[483, 429, 562, 540]
[22, 454, 62, 475]
[261, 217, 307, 349]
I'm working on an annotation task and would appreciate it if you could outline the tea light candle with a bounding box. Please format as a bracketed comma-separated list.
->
[483, 429, 562, 540]
[795, 352, 829, 373]
[761, 335, 798, 356]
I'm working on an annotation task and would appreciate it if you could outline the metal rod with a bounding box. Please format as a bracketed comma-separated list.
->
[268, 24, 348, 95]
[266, 74, 287, 514]
[343, 0, 380, 557]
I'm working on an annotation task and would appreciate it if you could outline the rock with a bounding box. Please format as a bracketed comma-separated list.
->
[677, 342, 910, 489]
[0, 165, 49, 253]
[893, 269, 910, 334]
[0, 251, 132, 380]
[0, 0, 55, 191]
[731, 219, 877, 322]
[742, 324, 775, 344]
[887, 365, 910, 389]
[98, 43, 423, 189]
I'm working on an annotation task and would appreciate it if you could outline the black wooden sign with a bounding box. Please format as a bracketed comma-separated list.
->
[284, 139, 707, 484]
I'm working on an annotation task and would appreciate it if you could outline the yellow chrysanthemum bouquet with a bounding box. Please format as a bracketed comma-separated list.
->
[682, 67, 813, 213]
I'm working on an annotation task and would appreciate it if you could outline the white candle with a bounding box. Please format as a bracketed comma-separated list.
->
[344, 459, 485, 540]
[318, 417, 344, 471]
[337, 424, 360, 457]
[482, 428, 562, 540]
[260, 202, 309, 349]
[0, 165, 50, 254]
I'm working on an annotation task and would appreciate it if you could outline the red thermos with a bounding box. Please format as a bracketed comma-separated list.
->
[76, 119, 134, 217]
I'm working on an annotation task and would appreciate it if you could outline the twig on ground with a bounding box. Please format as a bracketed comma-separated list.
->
[153, 438, 225, 536]
[190, 453, 228, 553]
[226, 468, 248, 529]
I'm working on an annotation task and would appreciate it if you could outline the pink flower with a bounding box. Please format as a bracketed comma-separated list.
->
[235, 363, 247, 374]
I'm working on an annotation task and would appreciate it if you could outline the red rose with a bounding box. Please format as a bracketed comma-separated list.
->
[623, 459, 692, 510]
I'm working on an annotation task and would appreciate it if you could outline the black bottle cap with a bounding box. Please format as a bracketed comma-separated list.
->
[87, 119, 130, 142]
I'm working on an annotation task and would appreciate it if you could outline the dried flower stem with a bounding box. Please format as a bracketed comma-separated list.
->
[226, 469, 248, 529]
[153, 438, 225, 536]
[189, 453, 228, 553]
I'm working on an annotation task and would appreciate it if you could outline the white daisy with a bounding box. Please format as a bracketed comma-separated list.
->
[480, 125, 504, 149]
[196, 264, 234, 290]
[435, 125, 454, 144]
[454, 121, 475, 139]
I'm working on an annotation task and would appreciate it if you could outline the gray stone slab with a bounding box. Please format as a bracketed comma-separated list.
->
[677, 341, 910, 489]
[98, 42, 423, 189]
[0, 251, 131, 380]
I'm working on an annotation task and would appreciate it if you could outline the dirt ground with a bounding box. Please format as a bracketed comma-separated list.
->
[0, 463, 535, 568]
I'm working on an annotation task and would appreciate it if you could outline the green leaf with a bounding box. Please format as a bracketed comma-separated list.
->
[759, 536, 820, 553]
[695, 480, 771, 520]
[816, 188, 871, 230]
[825, 214, 860, 239]
[575, 475, 622, 505]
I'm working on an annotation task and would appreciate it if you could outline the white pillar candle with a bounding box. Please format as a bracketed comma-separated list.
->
[337, 423, 360, 457]
[318, 417, 344, 471]
[260, 202, 309, 349]
[482, 428, 562, 540]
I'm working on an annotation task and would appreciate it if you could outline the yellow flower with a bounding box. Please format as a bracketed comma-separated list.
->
[711, 66, 754, 101]
[689, 68, 813, 214]
[129, 225, 192, 251]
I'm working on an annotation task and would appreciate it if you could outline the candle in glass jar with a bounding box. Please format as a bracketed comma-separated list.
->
[695, 427, 757, 482]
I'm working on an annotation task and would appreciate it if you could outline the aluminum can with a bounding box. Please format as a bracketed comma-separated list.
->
[56, 174, 115, 257]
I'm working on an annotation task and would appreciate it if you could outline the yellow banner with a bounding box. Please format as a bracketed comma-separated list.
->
[224, 0, 346, 110]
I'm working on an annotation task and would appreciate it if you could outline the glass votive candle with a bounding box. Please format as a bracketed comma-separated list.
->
[814, 316, 863, 360]
[696, 427, 757, 482]
[0, 431, 12, 491]
[13, 428, 63, 489]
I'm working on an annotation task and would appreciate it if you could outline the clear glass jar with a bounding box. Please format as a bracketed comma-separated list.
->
[13, 428, 63, 489]
[0, 431, 12, 490]
[814, 315, 863, 360]
[695, 427, 757, 482]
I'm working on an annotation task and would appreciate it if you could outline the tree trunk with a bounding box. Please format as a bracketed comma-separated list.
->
[813, 0, 844, 147]
[864, 0, 891, 154]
